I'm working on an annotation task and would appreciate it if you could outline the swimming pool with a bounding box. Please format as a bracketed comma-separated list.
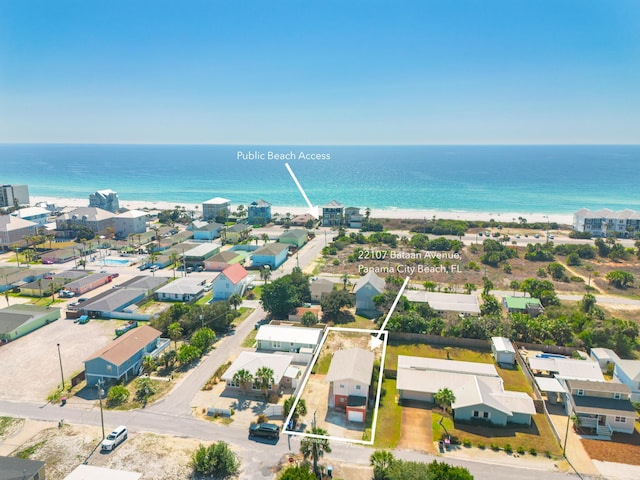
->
[102, 257, 133, 266]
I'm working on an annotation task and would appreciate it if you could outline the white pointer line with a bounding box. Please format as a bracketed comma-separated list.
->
[375, 275, 410, 341]
[284, 163, 319, 218]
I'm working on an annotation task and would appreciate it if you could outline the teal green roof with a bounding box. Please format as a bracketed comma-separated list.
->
[503, 296, 542, 310]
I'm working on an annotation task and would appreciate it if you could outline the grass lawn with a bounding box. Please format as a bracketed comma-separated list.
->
[241, 328, 258, 348]
[496, 364, 532, 393]
[232, 307, 254, 326]
[385, 341, 493, 370]
[195, 293, 213, 305]
[373, 378, 402, 448]
[249, 285, 263, 299]
[432, 411, 562, 457]
[337, 314, 377, 330]
[314, 352, 332, 374]
[106, 378, 174, 410]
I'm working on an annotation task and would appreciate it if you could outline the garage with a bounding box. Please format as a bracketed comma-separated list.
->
[399, 389, 433, 403]
[347, 409, 364, 423]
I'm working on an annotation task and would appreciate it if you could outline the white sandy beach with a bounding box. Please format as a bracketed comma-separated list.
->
[31, 196, 573, 225]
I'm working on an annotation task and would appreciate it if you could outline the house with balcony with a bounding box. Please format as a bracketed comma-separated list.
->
[322, 200, 343, 227]
[89, 189, 120, 213]
[84, 325, 168, 386]
[344, 207, 363, 228]
[564, 379, 637, 435]
[248, 199, 272, 225]
[573, 208, 640, 238]
[56, 207, 116, 235]
[326, 347, 374, 423]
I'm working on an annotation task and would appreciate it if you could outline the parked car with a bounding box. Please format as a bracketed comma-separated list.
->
[249, 422, 279, 439]
[150, 265, 159, 272]
[101, 425, 128, 451]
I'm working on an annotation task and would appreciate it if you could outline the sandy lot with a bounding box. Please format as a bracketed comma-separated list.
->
[0, 316, 117, 401]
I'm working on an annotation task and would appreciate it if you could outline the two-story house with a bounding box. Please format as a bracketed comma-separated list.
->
[211, 263, 249, 300]
[354, 271, 385, 317]
[322, 200, 343, 227]
[326, 347, 374, 423]
[564, 379, 637, 435]
[202, 197, 231, 221]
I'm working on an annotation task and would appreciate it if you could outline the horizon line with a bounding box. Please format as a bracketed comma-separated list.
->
[1, 142, 639, 147]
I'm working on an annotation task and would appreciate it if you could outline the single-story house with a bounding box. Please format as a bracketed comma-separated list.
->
[590, 347, 621, 372]
[63, 465, 142, 480]
[221, 351, 299, 393]
[613, 359, 640, 402]
[0, 304, 61, 342]
[564, 379, 637, 435]
[41, 248, 78, 264]
[204, 250, 245, 271]
[256, 325, 323, 353]
[491, 337, 516, 366]
[225, 223, 251, 243]
[156, 277, 207, 302]
[291, 213, 315, 227]
[64, 272, 112, 296]
[502, 295, 544, 317]
[20, 278, 58, 297]
[183, 243, 221, 267]
[84, 325, 168, 386]
[396, 356, 535, 426]
[193, 222, 224, 241]
[211, 263, 249, 300]
[528, 356, 604, 382]
[354, 271, 385, 317]
[326, 348, 374, 423]
[0, 456, 46, 480]
[310, 278, 334, 303]
[251, 242, 289, 269]
[403, 291, 481, 316]
[278, 229, 308, 248]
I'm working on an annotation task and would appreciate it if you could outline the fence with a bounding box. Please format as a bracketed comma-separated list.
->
[514, 341, 577, 357]
[387, 332, 491, 350]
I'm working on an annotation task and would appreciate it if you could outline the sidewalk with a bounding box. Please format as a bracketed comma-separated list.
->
[548, 412, 600, 476]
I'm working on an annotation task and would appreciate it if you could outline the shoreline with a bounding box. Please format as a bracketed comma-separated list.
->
[31, 195, 574, 225]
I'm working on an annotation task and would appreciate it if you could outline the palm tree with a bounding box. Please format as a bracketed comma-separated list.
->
[142, 355, 157, 374]
[370, 450, 396, 479]
[261, 233, 270, 245]
[341, 273, 349, 290]
[229, 293, 242, 311]
[169, 252, 179, 278]
[434, 387, 456, 414]
[232, 369, 253, 394]
[255, 366, 275, 397]
[283, 397, 307, 427]
[168, 322, 182, 350]
[260, 266, 271, 285]
[37, 278, 43, 298]
[300, 427, 331, 478]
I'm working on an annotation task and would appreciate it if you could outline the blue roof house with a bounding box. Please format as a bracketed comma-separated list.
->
[251, 242, 289, 269]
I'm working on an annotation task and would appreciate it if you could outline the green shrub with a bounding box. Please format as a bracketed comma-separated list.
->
[529, 448, 537, 456]
[517, 446, 526, 455]
[544, 450, 552, 458]
[191, 442, 239, 477]
[491, 443, 500, 451]
[332, 259, 340, 266]
[504, 444, 512, 454]
[106, 385, 130, 406]
[463, 439, 472, 448]
[570, 276, 584, 282]
[477, 442, 485, 450]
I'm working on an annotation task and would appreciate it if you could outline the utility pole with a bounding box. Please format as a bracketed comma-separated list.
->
[97, 379, 105, 439]
[56, 343, 65, 391]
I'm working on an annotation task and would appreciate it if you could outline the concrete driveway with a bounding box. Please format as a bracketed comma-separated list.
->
[398, 404, 436, 453]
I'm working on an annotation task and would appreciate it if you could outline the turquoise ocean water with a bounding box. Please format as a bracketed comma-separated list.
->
[0, 144, 638, 214]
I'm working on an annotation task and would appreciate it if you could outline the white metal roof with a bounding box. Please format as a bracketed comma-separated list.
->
[491, 337, 515, 354]
[590, 348, 620, 363]
[535, 377, 566, 393]
[256, 325, 323, 346]
[528, 356, 604, 381]
[156, 277, 205, 295]
[221, 352, 294, 384]
[404, 291, 481, 314]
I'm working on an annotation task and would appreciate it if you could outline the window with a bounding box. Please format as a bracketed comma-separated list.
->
[473, 411, 480, 417]
[576, 389, 585, 396]
[355, 385, 361, 390]
[613, 392, 622, 400]
[273, 341, 281, 349]
[614, 416, 626, 423]
[339, 384, 345, 389]
[483, 412, 490, 419]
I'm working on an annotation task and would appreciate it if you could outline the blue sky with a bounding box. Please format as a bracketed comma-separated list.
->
[0, 0, 638, 144]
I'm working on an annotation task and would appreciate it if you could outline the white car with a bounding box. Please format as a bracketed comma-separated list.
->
[101, 425, 128, 451]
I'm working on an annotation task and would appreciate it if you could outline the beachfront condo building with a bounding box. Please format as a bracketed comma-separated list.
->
[203, 197, 231, 221]
[573, 208, 640, 237]
[0, 184, 30, 208]
[89, 189, 120, 212]
[56, 207, 116, 235]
